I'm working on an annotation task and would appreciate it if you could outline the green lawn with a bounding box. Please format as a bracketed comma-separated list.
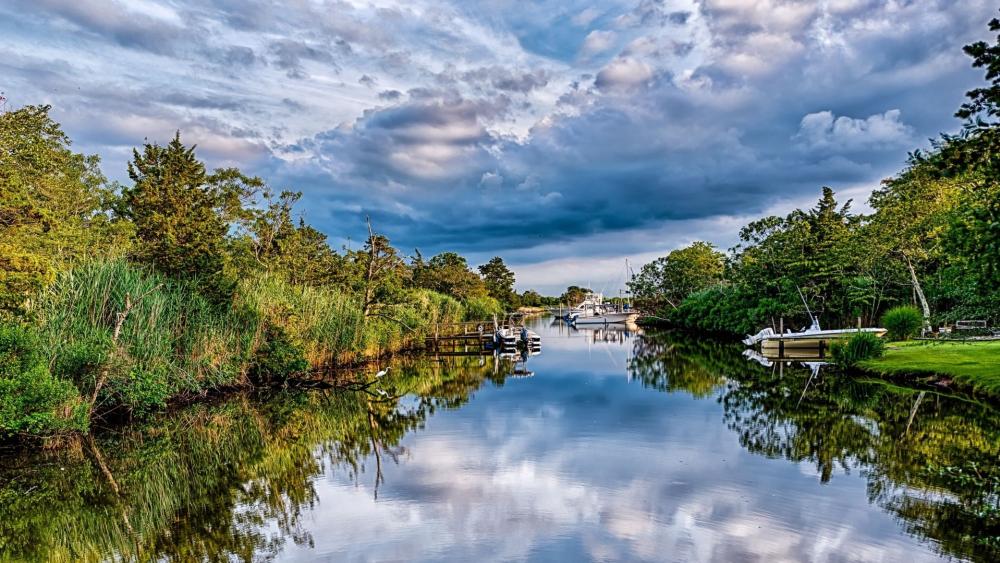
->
[860, 340, 1000, 394]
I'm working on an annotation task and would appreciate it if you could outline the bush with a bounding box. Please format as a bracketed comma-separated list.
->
[882, 305, 924, 341]
[831, 331, 886, 368]
[0, 325, 86, 438]
[250, 326, 309, 384]
[463, 295, 503, 321]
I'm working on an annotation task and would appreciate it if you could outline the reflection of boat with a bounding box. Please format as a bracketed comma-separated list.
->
[573, 324, 639, 344]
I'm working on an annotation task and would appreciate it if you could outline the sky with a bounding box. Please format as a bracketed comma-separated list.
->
[1, 0, 995, 294]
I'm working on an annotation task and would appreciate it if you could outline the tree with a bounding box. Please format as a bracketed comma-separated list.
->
[231, 189, 342, 287]
[560, 286, 589, 307]
[0, 104, 125, 318]
[411, 252, 487, 301]
[118, 134, 260, 296]
[478, 257, 516, 310]
[520, 290, 544, 307]
[957, 12, 1000, 125]
[629, 241, 724, 312]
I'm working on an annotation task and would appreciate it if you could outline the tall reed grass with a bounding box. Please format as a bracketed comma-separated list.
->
[39, 260, 251, 414]
[3, 259, 472, 436]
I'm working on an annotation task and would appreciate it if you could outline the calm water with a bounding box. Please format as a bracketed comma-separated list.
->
[2, 318, 999, 562]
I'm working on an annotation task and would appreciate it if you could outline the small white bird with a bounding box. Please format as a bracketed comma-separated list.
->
[375, 366, 390, 378]
[376, 388, 388, 397]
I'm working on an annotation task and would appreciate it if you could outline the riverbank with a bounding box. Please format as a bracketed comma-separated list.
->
[860, 340, 1000, 395]
[0, 260, 469, 443]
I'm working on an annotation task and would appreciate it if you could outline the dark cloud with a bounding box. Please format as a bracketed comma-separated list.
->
[222, 46, 257, 67]
[20, 0, 189, 55]
[458, 67, 551, 94]
[2, 0, 996, 285]
[378, 89, 404, 101]
[269, 39, 337, 79]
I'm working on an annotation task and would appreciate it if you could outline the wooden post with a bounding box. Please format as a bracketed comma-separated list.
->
[778, 317, 785, 358]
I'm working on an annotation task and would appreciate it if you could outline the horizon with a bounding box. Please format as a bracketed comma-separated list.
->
[2, 0, 994, 294]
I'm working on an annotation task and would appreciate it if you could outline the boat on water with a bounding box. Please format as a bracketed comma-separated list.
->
[743, 319, 887, 351]
[494, 327, 519, 348]
[553, 291, 640, 325]
[744, 287, 887, 353]
[520, 327, 541, 347]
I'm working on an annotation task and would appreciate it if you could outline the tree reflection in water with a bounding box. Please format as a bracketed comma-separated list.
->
[2, 334, 999, 562]
[0, 353, 516, 563]
[628, 330, 1000, 562]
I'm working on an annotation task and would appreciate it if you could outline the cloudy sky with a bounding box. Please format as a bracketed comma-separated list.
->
[1, 0, 994, 293]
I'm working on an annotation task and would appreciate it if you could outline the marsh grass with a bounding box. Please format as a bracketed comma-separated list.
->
[39, 260, 251, 414]
[831, 331, 885, 368]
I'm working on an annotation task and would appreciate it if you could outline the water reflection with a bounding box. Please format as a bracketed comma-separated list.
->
[0, 321, 997, 562]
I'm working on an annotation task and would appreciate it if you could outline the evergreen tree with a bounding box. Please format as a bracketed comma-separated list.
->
[118, 134, 259, 296]
[478, 257, 516, 309]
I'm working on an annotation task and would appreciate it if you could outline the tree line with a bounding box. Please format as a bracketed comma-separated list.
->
[629, 15, 1000, 335]
[0, 101, 535, 439]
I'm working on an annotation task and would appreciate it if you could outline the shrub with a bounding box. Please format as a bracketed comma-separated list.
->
[463, 295, 503, 322]
[882, 305, 924, 341]
[250, 326, 309, 384]
[831, 331, 886, 368]
[0, 325, 86, 438]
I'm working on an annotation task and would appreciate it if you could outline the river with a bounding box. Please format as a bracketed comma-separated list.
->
[1, 317, 998, 562]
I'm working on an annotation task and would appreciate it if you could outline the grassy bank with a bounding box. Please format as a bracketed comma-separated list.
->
[0, 260, 467, 441]
[860, 340, 1000, 395]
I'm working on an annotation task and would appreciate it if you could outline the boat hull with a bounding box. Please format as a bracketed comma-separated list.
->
[572, 312, 640, 325]
[759, 328, 887, 350]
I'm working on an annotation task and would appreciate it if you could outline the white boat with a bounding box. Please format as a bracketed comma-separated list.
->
[520, 327, 541, 347]
[570, 310, 640, 324]
[495, 327, 518, 347]
[562, 291, 640, 325]
[743, 319, 887, 349]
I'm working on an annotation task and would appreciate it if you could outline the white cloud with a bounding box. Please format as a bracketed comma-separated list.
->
[594, 57, 653, 90]
[571, 7, 601, 27]
[580, 29, 617, 57]
[795, 109, 913, 150]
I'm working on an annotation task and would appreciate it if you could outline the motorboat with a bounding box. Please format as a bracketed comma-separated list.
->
[520, 327, 541, 347]
[743, 319, 887, 351]
[561, 291, 640, 325]
[495, 327, 518, 348]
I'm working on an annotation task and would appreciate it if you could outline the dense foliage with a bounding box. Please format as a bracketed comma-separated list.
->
[637, 21, 1000, 336]
[0, 107, 522, 440]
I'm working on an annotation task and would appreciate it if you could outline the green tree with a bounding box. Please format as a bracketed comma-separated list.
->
[412, 252, 487, 301]
[478, 257, 516, 310]
[231, 189, 342, 287]
[0, 104, 125, 318]
[559, 285, 589, 307]
[957, 12, 1000, 125]
[629, 241, 724, 312]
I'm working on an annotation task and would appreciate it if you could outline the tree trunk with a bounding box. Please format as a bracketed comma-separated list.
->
[903, 254, 931, 332]
[89, 285, 161, 412]
[363, 216, 376, 318]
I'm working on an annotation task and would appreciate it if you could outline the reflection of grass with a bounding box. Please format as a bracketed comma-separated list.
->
[860, 340, 1000, 394]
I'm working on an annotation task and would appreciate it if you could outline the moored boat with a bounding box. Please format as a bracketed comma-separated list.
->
[744, 321, 887, 350]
